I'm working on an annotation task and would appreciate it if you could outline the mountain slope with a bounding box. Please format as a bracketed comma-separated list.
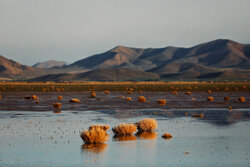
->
[70, 39, 250, 72]
[30, 68, 160, 81]
[33, 60, 66, 68]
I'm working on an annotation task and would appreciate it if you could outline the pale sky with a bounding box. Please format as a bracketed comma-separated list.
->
[0, 0, 250, 65]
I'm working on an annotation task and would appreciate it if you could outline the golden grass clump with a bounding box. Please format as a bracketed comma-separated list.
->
[69, 98, 80, 103]
[185, 91, 192, 95]
[53, 102, 62, 109]
[112, 123, 137, 136]
[57, 95, 63, 100]
[172, 91, 178, 95]
[32, 95, 38, 100]
[137, 118, 157, 131]
[207, 90, 212, 93]
[238, 96, 245, 102]
[207, 96, 214, 102]
[192, 113, 204, 118]
[138, 90, 143, 93]
[157, 99, 166, 105]
[104, 90, 110, 94]
[162, 133, 172, 139]
[90, 91, 96, 98]
[138, 96, 147, 103]
[126, 97, 131, 101]
[224, 96, 230, 101]
[229, 106, 232, 110]
[80, 125, 109, 144]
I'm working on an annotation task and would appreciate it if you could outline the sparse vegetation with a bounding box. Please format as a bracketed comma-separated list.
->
[138, 96, 147, 103]
[238, 96, 245, 102]
[104, 90, 110, 94]
[53, 102, 61, 109]
[185, 91, 192, 95]
[69, 98, 80, 103]
[80, 125, 109, 144]
[57, 95, 63, 100]
[224, 96, 230, 101]
[112, 123, 137, 136]
[137, 118, 157, 131]
[126, 97, 131, 101]
[157, 99, 166, 105]
[162, 133, 172, 139]
[207, 96, 214, 102]
[90, 91, 96, 98]
[192, 113, 204, 118]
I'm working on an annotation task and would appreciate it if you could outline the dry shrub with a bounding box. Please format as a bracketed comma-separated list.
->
[90, 91, 96, 98]
[126, 97, 131, 101]
[32, 95, 38, 100]
[81, 143, 108, 154]
[207, 96, 214, 102]
[112, 123, 137, 136]
[207, 90, 212, 93]
[137, 118, 157, 131]
[162, 133, 172, 139]
[129, 88, 134, 91]
[215, 87, 219, 91]
[238, 96, 245, 102]
[69, 98, 80, 103]
[104, 90, 110, 94]
[224, 96, 230, 101]
[242, 86, 247, 89]
[185, 91, 192, 95]
[113, 135, 136, 141]
[57, 95, 63, 100]
[127, 91, 132, 94]
[138, 90, 143, 93]
[172, 91, 178, 95]
[80, 125, 109, 144]
[192, 113, 204, 118]
[225, 87, 229, 91]
[228, 106, 232, 110]
[135, 131, 157, 140]
[157, 99, 166, 105]
[138, 96, 147, 103]
[35, 100, 39, 104]
[53, 102, 62, 109]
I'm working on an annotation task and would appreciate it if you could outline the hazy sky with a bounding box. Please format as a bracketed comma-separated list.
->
[1, 0, 250, 65]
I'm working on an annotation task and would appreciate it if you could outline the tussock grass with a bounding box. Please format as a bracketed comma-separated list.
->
[127, 91, 132, 94]
[238, 96, 245, 102]
[57, 95, 63, 100]
[138, 96, 147, 103]
[157, 99, 166, 105]
[162, 133, 172, 139]
[69, 98, 80, 103]
[126, 97, 131, 101]
[80, 125, 109, 144]
[90, 91, 96, 98]
[112, 123, 137, 136]
[172, 91, 178, 95]
[137, 118, 157, 131]
[53, 102, 61, 109]
[207, 90, 212, 93]
[224, 96, 230, 101]
[32, 95, 38, 100]
[192, 113, 204, 118]
[104, 90, 110, 94]
[185, 91, 192, 95]
[207, 96, 214, 102]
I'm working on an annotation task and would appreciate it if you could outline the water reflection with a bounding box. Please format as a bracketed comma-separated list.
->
[135, 131, 157, 140]
[81, 143, 108, 154]
[113, 135, 137, 141]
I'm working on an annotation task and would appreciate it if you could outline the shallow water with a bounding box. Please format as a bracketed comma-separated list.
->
[0, 110, 250, 167]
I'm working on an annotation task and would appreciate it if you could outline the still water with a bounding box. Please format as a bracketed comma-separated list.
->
[0, 110, 249, 167]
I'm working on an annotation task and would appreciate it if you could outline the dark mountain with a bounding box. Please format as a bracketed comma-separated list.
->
[30, 68, 160, 81]
[33, 60, 66, 68]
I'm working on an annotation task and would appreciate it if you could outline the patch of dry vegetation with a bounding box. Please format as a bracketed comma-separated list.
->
[224, 96, 230, 101]
[138, 96, 147, 103]
[53, 102, 61, 109]
[69, 98, 80, 103]
[162, 133, 172, 139]
[126, 97, 131, 101]
[207, 96, 214, 102]
[80, 125, 109, 144]
[105, 90, 110, 94]
[57, 95, 63, 100]
[172, 91, 178, 95]
[192, 113, 204, 118]
[185, 91, 192, 95]
[238, 96, 245, 102]
[90, 91, 96, 98]
[137, 118, 157, 131]
[112, 123, 137, 136]
[157, 99, 166, 105]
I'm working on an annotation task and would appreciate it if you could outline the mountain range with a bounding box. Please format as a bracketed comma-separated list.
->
[1, 39, 250, 81]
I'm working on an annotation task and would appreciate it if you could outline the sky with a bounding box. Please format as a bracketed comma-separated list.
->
[0, 0, 250, 65]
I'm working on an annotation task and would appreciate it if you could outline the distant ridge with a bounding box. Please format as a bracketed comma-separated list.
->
[33, 60, 66, 68]
[1, 39, 250, 81]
